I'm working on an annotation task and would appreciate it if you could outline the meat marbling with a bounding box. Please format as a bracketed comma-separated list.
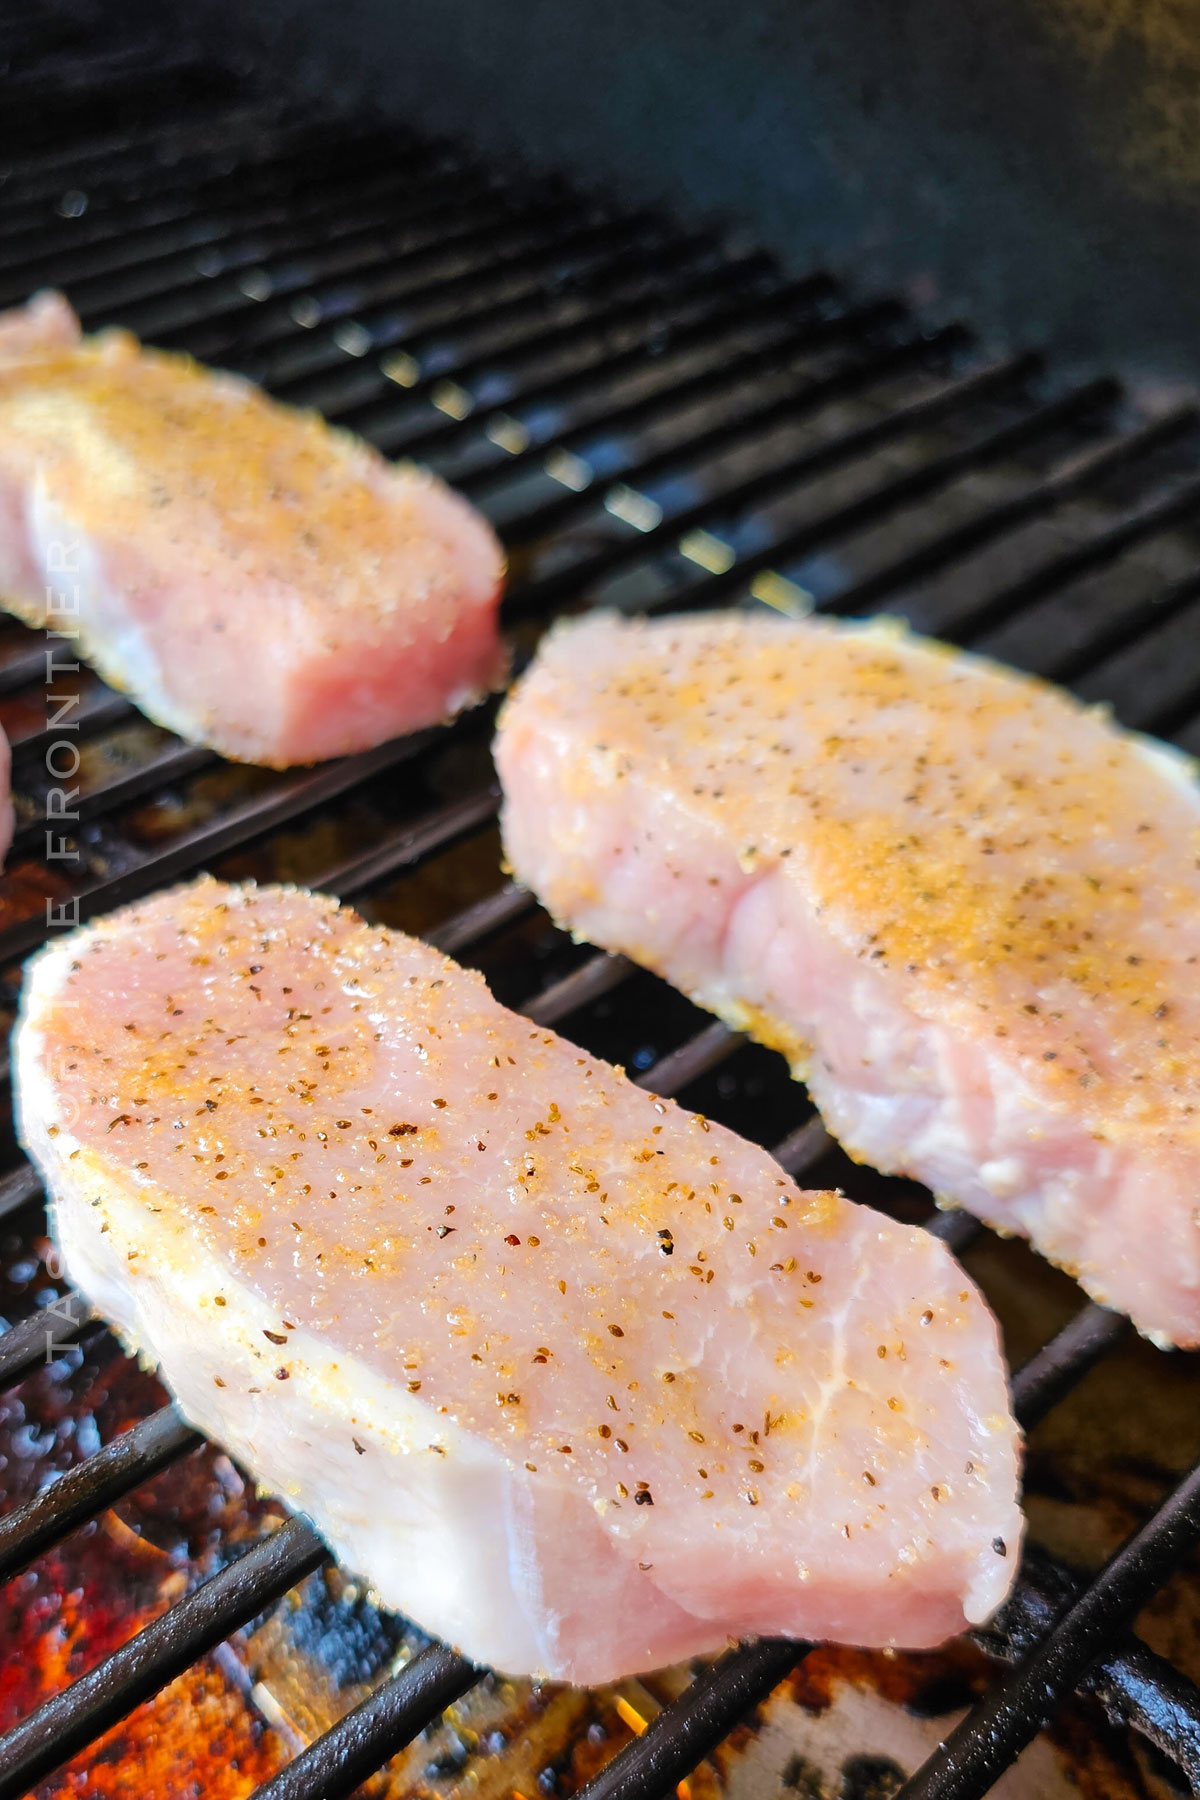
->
[0, 294, 504, 766]
[15, 876, 1020, 1682]
[496, 609, 1200, 1348]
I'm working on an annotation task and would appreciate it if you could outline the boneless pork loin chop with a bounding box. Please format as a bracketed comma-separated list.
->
[0, 294, 504, 765]
[15, 877, 1020, 1683]
[497, 609, 1200, 1349]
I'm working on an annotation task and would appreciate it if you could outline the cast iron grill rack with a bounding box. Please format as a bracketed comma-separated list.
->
[3, 14, 1200, 1799]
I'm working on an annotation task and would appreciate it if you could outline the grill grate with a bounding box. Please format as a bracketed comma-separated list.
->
[2, 12, 1200, 1799]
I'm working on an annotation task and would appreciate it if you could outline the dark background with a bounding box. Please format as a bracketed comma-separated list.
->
[160, 0, 1200, 383]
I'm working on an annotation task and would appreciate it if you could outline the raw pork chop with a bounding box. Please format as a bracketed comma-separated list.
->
[0, 294, 504, 765]
[15, 876, 1020, 1683]
[496, 609, 1200, 1348]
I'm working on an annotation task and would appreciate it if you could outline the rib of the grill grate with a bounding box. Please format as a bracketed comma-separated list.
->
[2, 14, 1200, 1800]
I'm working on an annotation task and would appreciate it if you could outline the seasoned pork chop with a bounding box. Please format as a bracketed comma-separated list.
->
[0, 295, 504, 765]
[16, 877, 1020, 1682]
[496, 610, 1200, 1348]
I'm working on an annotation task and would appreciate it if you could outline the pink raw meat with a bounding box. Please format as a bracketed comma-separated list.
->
[16, 876, 1021, 1683]
[496, 609, 1200, 1348]
[0, 293, 504, 766]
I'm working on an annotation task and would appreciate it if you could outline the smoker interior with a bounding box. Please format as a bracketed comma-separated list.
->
[4, 10, 1200, 1800]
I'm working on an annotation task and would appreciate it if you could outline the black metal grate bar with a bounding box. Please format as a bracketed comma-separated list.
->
[924, 1210, 986, 1256]
[455, 296, 909, 507]
[506, 354, 1082, 615]
[0, 152, 454, 308]
[10, 738, 214, 843]
[247, 230, 759, 412]
[635, 1019, 739, 1094]
[492, 305, 924, 548]
[60, 168, 494, 328]
[77, 177, 530, 334]
[0, 1403, 200, 1584]
[770, 1116, 835, 1180]
[0, 1292, 91, 1388]
[385, 267, 827, 475]
[0, 102, 298, 202]
[248, 1643, 481, 1800]
[524, 952, 638, 1029]
[426, 879, 534, 956]
[318, 781, 503, 899]
[0, 1161, 43, 1223]
[262, 233, 734, 418]
[0, 638, 72, 694]
[1008, 1304, 1129, 1431]
[0, 106, 311, 223]
[629, 376, 1152, 622]
[575, 1639, 807, 1800]
[0, 729, 444, 965]
[0, 1515, 329, 1800]
[0, 124, 404, 270]
[9, 682, 133, 755]
[146, 200, 636, 361]
[1034, 562, 1200, 691]
[825, 406, 1200, 623]
[895, 1461, 1200, 1800]
[894, 468, 1200, 653]
[984, 1553, 1200, 1788]
[286, 250, 788, 442]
